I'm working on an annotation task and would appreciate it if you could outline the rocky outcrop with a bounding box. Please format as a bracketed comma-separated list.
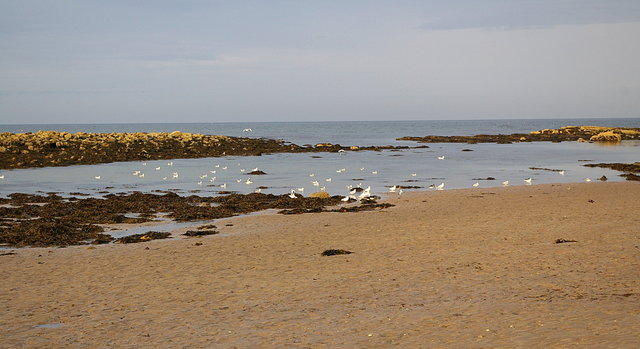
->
[583, 162, 640, 181]
[0, 131, 412, 170]
[398, 126, 640, 144]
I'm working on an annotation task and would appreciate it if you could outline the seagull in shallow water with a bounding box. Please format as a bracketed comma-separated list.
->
[325, 178, 332, 182]
[411, 173, 417, 177]
[436, 183, 444, 191]
[94, 176, 101, 180]
[309, 173, 315, 177]
[389, 185, 397, 193]
[167, 162, 173, 166]
[220, 183, 227, 189]
[297, 187, 304, 193]
[559, 170, 565, 176]
[428, 184, 435, 189]
[243, 128, 253, 132]
[172, 172, 179, 179]
[255, 188, 262, 193]
[371, 171, 378, 175]
[138, 173, 145, 178]
[472, 182, 479, 187]
[155, 167, 161, 171]
[524, 178, 533, 185]
[222, 166, 228, 170]
[245, 178, 253, 185]
[438, 156, 445, 160]
[502, 180, 509, 186]
[585, 178, 592, 182]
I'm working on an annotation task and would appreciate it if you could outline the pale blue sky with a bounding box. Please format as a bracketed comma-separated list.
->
[1, 0, 639, 123]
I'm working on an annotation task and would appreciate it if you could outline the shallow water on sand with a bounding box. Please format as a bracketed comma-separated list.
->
[0, 140, 638, 198]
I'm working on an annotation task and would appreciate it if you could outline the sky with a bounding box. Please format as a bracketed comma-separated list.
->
[1, 0, 639, 124]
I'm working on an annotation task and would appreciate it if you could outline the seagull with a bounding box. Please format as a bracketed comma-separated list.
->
[524, 178, 533, 185]
[297, 187, 304, 193]
[360, 167, 365, 171]
[428, 184, 435, 189]
[94, 176, 101, 180]
[220, 183, 227, 189]
[312, 180, 320, 186]
[358, 186, 371, 199]
[200, 174, 208, 179]
[215, 164, 220, 168]
[320, 186, 326, 191]
[252, 167, 259, 172]
[559, 170, 565, 176]
[142, 162, 147, 166]
[341, 196, 350, 202]
[132, 170, 141, 176]
[243, 128, 253, 132]
[388, 185, 397, 193]
[162, 177, 167, 180]
[338, 149, 346, 153]
[411, 173, 417, 177]
[289, 189, 297, 198]
[210, 170, 216, 174]
[436, 183, 444, 191]
[197, 181, 203, 186]
[585, 178, 592, 182]
[245, 178, 253, 185]
[222, 166, 228, 170]
[240, 169, 245, 173]
[309, 173, 315, 177]
[236, 179, 242, 183]
[155, 167, 161, 171]
[502, 180, 509, 186]
[438, 156, 445, 160]
[325, 178, 332, 182]
[371, 171, 378, 175]
[210, 177, 216, 183]
[255, 188, 262, 193]
[349, 189, 357, 195]
[472, 182, 479, 187]
[167, 162, 173, 166]
[138, 173, 145, 178]
[172, 172, 179, 179]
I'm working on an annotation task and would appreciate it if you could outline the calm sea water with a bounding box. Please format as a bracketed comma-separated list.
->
[1, 118, 639, 199]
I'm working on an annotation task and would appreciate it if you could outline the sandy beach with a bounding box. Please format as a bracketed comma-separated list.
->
[1, 181, 639, 348]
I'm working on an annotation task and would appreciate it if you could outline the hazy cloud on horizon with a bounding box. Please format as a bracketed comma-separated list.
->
[1, 1, 639, 123]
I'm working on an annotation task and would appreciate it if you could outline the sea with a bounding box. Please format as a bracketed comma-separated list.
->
[1, 118, 639, 200]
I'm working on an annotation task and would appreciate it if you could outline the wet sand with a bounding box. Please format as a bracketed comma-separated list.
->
[1, 182, 639, 348]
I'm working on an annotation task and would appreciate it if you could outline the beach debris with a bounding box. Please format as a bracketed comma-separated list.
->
[555, 238, 578, 244]
[599, 175, 608, 182]
[114, 232, 171, 244]
[0, 251, 17, 256]
[321, 249, 353, 256]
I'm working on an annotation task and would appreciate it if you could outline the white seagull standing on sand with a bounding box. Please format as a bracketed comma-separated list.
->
[388, 185, 397, 193]
[436, 183, 445, 191]
[585, 178, 592, 182]
[502, 180, 509, 186]
[472, 182, 480, 187]
[358, 186, 371, 199]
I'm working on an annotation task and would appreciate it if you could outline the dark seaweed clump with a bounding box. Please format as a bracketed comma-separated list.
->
[321, 249, 353, 256]
[115, 232, 171, 244]
[0, 191, 391, 248]
[583, 162, 640, 181]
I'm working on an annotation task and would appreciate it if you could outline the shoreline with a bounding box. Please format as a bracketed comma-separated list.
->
[2, 181, 639, 347]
